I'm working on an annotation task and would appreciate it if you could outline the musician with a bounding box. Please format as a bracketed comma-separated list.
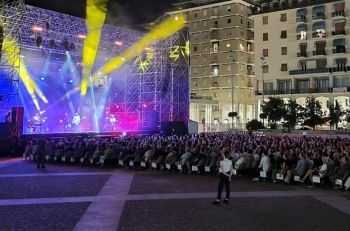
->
[72, 112, 81, 131]
[63, 112, 69, 132]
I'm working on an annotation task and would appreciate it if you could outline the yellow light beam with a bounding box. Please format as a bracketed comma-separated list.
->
[3, 37, 48, 110]
[80, 0, 108, 96]
[90, 14, 186, 82]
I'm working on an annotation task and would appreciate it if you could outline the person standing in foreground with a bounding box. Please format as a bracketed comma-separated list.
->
[36, 138, 47, 169]
[212, 150, 234, 205]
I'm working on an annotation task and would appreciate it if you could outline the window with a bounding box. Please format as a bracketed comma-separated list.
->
[280, 13, 287, 22]
[263, 16, 269, 25]
[226, 43, 231, 48]
[193, 46, 197, 52]
[203, 10, 207, 16]
[241, 19, 243, 24]
[281, 47, 287, 55]
[227, 18, 231, 24]
[280, 30, 287, 39]
[212, 65, 219, 76]
[281, 63, 288, 71]
[203, 21, 208, 27]
[192, 67, 198, 75]
[227, 5, 231, 12]
[213, 42, 219, 52]
[263, 33, 268, 41]
[193, 22, 198, 29]
[227, 65, 232, 72]
[316, 59, 327, 69]
[263, 49, 268, 57]
[194, 13, 198, 18]
[262, 65, 269, 73]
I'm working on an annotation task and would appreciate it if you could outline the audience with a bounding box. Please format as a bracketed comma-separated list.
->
[23, 133, 350, 191]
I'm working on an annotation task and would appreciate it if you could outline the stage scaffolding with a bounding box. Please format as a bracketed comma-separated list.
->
[1, 4, 189, 132]
[0, 0, 25, 119]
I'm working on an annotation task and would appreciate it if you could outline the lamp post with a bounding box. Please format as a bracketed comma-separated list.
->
[261, 56, 265, 126]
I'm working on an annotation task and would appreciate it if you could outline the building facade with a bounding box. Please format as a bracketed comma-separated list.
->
[168, 0, 257, 132]
[253, 0, 350, 125]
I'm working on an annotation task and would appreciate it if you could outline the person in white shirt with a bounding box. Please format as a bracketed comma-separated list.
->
[213, 150, 234, 205]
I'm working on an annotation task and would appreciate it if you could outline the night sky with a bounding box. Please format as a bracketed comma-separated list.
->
[26, 0, 176, 26]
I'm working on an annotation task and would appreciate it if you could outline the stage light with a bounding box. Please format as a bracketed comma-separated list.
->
[142, 103, 147, 109]
[90, 13, 186, 83]
[40, 77, 45, 80]
[49, 39, 56, 48]
[69, 79, 74, 83]
[3, 37, 48, 110]
[78, 34, 87, 39]
[32, 25, 43, 32]
[115, 41, 123, 46]
[80, 0, 108, 96]
[35, 36, 42, 47]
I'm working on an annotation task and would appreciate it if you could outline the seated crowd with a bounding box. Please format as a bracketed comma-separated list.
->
[23, 133, 350, 191]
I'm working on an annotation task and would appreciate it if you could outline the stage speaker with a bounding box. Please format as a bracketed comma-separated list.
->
[161, 121, 188, 136]
[11, 107, 24, 137]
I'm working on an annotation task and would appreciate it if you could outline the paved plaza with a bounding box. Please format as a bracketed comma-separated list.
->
[1, 158, 350, 231]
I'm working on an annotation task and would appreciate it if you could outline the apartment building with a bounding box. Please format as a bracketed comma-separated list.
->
[253, 0, 350, 120]
[168, 0, 257, 132]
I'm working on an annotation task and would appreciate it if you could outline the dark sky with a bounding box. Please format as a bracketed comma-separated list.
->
[26, 0, 176, 26]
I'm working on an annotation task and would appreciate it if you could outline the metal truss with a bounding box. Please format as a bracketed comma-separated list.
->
[17, 5, 142, 56]
[1, 3, 189, 131]
[0, 0, 25, 118]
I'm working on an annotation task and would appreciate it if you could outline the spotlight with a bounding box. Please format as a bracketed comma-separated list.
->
[35, 36, 42, 47]
[32, 25, 43, 32]
[62, 38, 69, 51]
[115, 41, 123, 46]
[49, 39, 55, 48]
[78, 34, 86, 39]
[40, 76, 45, 80]
[70, 43, 75, 51]
[142, 103, 147, 109]
[69, 79, 74, 83]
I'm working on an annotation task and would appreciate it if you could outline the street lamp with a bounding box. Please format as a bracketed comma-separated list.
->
[261, 56, 266, 126]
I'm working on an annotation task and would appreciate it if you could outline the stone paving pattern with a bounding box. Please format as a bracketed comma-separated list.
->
[0, 159, 350, 231]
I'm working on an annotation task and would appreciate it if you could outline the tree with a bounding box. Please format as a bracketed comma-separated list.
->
[303, 97, 325, 130]
[283, 99, 304, 130]
[246, 119, 264, 131]
[328, 101, 344, 130]
[261, 97, 286, 128]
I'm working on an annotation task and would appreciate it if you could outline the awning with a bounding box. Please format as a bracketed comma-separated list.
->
[333, 38, 345, 47]
[297, 24, 307, 32]
[312, 21, 325, 31]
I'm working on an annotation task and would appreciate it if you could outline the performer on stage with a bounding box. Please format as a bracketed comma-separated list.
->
[63, 112, 69, 132]
[212, 150, 234, 205]
[72, 112, 81, 131]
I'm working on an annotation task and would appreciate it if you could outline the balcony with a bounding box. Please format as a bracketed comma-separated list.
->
[312, 13, 325, 20]
[296, 16, 307, 22]
[313, 50, 326, 56]
[332, 10, 345, 17]
[255, 88, 333, 95]
[332, 30, 346, 36]
[333, 46, 346, 54]
[297, 52, 308, 57]
[290, 66, 350, 75]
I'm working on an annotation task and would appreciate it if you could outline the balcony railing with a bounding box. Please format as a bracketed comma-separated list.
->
[332, 10, 345, 17]
[290, 66, 350, 75]
[190, 95, 213, 101]
[297, 51, 308, 57]
[255, 88, 333, 95]
[312, 13, 325, 20]
[333, 46, 346, 54]
[332, 30, 346, 36]
[296, 16, 307, 22]
[313, 50, 326, 56]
